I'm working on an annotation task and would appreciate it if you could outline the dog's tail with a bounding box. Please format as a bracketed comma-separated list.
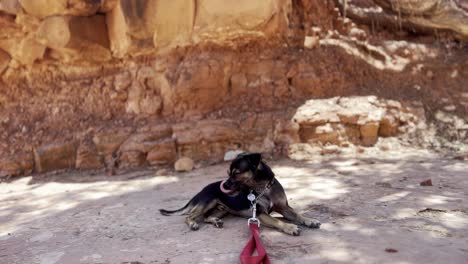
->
[159, 200, 192, 216]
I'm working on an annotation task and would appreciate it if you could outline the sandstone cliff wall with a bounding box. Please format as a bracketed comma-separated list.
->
[0, 0, 467, 178]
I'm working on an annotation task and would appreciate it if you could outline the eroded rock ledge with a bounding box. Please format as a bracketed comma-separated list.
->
[3, 94, 464, 178]
[293, 96, 424, 147]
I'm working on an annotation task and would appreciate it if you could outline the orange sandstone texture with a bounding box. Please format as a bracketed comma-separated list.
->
[0, 0, 467, 178]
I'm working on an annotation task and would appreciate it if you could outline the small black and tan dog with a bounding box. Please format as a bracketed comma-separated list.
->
[160, 153, 320, 235]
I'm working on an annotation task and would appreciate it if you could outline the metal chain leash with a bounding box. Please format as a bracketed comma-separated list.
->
[246, 181, 272, 226]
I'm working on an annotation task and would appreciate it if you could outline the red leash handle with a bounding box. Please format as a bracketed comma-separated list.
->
[240, 223, 271, 264]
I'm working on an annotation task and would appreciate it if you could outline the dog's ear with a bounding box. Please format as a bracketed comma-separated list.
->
[246, 153, 262, 168]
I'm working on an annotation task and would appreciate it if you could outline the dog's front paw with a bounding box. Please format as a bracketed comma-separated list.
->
[213, 219, 224, 228]
[304, 218, 321, 229]
[283, 224, 301, 236]
[189, 222, 199, 231]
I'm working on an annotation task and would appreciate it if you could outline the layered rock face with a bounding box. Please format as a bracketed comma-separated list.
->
[0, 0, 290, 65]
[0, 0, 467, 178]
[0, 0, 292, 177]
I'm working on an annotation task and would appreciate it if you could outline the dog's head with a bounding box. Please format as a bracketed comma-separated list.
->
[220, 152, 274, 194]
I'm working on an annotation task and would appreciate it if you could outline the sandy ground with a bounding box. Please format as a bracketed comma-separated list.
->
[1, 148, 468, 264]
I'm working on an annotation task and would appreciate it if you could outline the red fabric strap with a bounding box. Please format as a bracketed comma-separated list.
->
[240, 223, 271, 264]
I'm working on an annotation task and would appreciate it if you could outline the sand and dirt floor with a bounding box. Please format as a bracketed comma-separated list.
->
[1, 147, 467, 264]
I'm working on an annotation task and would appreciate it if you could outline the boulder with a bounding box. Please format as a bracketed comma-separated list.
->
[174, 157, 194, 172]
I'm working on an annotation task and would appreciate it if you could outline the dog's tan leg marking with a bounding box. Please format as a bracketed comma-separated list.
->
[185, 205, 202, 230]
[204, 207, 227, 228]
[185, 200, 218, 231]
[258, 213, 301, 236]
[279, 206, 321, 228]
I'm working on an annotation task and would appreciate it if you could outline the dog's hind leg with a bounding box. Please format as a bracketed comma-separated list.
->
[258, 213, 301, 236]
[185, 200, 218, 231]
[204, 206, 227, 228]
[276, 205, 321, 229]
